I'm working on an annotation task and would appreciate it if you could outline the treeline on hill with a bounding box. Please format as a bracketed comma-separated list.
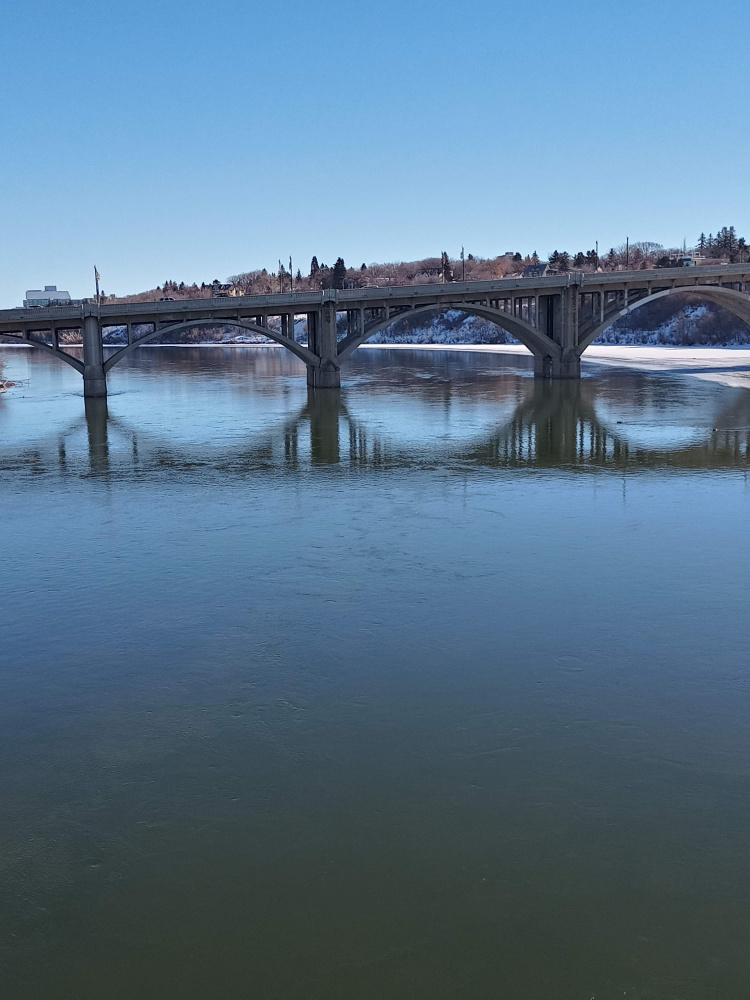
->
[114, 225, 748, 305]
[106, 225, 749, 344]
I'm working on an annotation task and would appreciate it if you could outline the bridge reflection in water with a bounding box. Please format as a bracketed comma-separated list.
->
[63, 377, 750, 477]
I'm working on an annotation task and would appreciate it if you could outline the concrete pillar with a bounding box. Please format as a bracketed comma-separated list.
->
[534, 290, 581, 379]
[306, 311, 317, 353]
[306, 297, 341, 389]
[533, 353, 581, 379]
[82, 313, 107, 397]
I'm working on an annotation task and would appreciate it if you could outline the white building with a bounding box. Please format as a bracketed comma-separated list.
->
[24, 285, 71, 307]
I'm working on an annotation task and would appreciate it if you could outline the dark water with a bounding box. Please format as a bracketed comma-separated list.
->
[2, 346, 750, 999]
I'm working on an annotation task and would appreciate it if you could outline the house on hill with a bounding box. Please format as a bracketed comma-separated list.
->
[522, 263, 552, 279]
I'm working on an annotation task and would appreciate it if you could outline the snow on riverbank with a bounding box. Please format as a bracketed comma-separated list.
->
[361, 343, 750, 388]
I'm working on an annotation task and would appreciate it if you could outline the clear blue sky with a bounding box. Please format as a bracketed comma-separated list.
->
[1, 0, 748, 305]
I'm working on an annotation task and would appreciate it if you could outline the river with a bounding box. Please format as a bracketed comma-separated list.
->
[2, 345, 750, 998]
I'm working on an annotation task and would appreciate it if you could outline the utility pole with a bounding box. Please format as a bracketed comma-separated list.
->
[94, 266, 100, 305]
[626, 236, 629, 270]
[278, 260, 283, 294]
[461, 246, 465, 281]
[289, 257, 293, 293]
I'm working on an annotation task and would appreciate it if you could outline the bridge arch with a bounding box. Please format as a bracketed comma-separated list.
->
[578, 284, 750, 353]
[336, 302, 561, 363]
[0, 333, 85, 374]
[102, 319, 318, 374]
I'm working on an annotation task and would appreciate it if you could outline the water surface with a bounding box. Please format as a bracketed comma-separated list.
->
[2, 346, 750, 999]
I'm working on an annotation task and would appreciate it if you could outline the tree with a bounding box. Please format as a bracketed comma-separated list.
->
[441, 251, 454, 282]
[697, 233, 707, 253]
[549, 250, 560, 269]
[361, 263, 367, 270]
[332, 257, 347, 289]
[557, 251, 570, 273]
[309, 256, 319, 278]
[573, 251, 586, 268]
[530, 251, 540, 265]
[295, 269, 302, 281]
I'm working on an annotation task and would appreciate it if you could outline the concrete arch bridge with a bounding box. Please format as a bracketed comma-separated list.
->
[1, 263, 749, 398]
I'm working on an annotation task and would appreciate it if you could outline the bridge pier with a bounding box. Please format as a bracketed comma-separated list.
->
[534, 352, 581, 379]
[534, 287, 582, 379]
[83, 313, 107, 398]
[306, 296, 341, 389]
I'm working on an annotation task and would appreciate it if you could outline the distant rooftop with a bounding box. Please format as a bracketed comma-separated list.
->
[24, 285, 71, 307]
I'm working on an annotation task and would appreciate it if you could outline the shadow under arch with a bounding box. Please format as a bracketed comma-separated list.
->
[0, 333, 84, 374]
[336, 303, 560, 363]
[102, 319, 318, 374]
[579, 284, 750, 353]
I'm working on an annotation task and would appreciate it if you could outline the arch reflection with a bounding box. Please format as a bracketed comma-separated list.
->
[45, 376, 750, 477]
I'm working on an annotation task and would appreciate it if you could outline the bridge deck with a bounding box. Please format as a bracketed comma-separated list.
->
[1, 263, 749, 334]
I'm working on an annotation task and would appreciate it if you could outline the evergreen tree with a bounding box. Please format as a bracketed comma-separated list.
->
[332, 257, 347, 289]
[309, 256, 320, 278]
[295, 269, 302, 281]
[441, 251, 454, 282]
[549, 250, 560, 269]
[361, 263, 367, 270]
[557, 251, 570, 273]
[530, 251, 540, 265]
[573, 251, 586, 268]
[697, 233, 707, 253]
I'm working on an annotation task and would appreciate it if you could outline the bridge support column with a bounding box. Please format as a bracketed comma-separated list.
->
[306, 295, 341, 389]
[534, 288, 582, 379]
[82, 313, 107, 397]
[534, 353, 581, 379]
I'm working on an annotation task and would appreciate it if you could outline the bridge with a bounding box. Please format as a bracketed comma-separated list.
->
[1, 262, 749, 397]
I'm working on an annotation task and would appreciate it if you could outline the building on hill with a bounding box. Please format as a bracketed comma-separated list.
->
[522, 263, 552, 278]
[24, 285, 71, 307]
